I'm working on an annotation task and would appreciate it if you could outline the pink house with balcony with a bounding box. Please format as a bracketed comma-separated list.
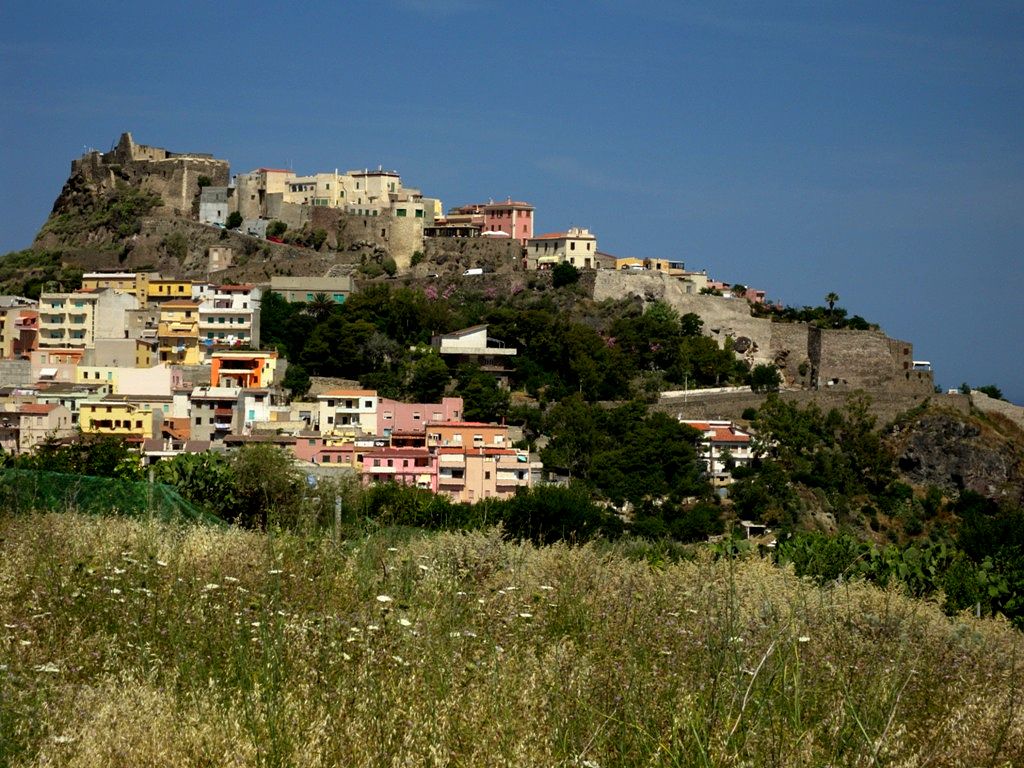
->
[378, 396, 462, 435]
[482, 199, 534, 244]
[361, 446, 437, 491]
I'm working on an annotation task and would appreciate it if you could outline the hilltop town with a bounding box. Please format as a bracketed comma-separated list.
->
[1, 132, 1012, 513]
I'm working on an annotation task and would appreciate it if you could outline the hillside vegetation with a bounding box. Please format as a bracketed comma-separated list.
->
[1, 512, 1022, 767]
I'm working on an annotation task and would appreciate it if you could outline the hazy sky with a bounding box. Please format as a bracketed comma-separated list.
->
[2, 1, 1022, 402]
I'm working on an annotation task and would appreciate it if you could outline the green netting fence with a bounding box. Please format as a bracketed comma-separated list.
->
[0, 468, 223, 526]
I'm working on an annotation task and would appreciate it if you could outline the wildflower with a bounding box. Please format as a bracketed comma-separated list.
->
[112, 567, 125, 575]
[518, 612, 533, 619]
[387, 547, 399, 552]
[203, 583, 219, 591]
[449, 631, 462, 638]
[368, 624, 380, 631]
[398, 618, 413, 627]
[798, 635, 810, 643]
[20, 640, 31, 646]
[156, 560, 168, 567]
[539, 585, 555, 591]
[251, 622, 261, 628]
[52, 735, 76, 744]
[224, 576, 239, 583]
[418, 564, 430, 571]
[268, 569, 283, 575]
[110, 588, 122, 595]
[34, 662, 60, 673]
[342, 652, 352, 661]
[375, 595, 393, 603]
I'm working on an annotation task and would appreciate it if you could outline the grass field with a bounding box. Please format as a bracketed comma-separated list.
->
[1, 512, 1022, 767]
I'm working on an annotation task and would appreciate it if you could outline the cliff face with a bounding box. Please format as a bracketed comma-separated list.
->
[889, 405, 1024, 504]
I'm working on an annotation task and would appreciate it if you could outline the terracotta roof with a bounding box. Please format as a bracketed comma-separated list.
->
[18, 403, 57, 415]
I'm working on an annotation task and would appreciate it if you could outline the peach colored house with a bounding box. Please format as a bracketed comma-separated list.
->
[426, 421, 510, 449]
[436, 446, 531, 503]
[0, 403, 74, 455]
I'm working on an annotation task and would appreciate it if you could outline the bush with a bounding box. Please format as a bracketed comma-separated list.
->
[162, 231, 187, 261]
[552, 261, 580, 288]
[226, 211, 243, 229]
[267, 220, 288, 238]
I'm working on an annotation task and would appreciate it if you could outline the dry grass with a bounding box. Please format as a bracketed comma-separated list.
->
[1, 512, 1022, 767]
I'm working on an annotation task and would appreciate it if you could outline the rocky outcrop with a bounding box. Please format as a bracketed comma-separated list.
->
[889, 407, 1024, 503]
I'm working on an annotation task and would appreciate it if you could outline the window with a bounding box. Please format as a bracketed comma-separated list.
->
[415, 209, 423, 218]
[396, 208, 407, 217]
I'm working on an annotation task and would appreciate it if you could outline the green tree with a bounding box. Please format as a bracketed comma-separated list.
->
[197, 175, 213, 188]
[750, 363, 782, 393]
[457, 368, 510, 422]
[409, 352, 451, 402]
[976, 384, 1005, 400]
[825, 292, 840, 314]
[266, 220, 288, 238]
[307, 292, 336, 321]
[282, 363, 311, 400]
[226, 211, 243, 229]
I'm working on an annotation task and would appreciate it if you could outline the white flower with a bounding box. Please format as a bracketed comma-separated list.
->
[19, 640, 31, 646]
[798, 635, 810, 643]
[156, 560, 168, 567]
[203, 583, 219, 591]
[251, 622, 261, 628]
[449, 631, 462, 638]
[518, 612, 533, 619]
[110, 588, 122, 595]
[224, 576, 239, 583]
[268, 569, 283, 575]
[375, 594, 393, 603]
[112, 567, 126, 575]
[539, 585, 555, 591]
[34, 662, 60, 673]
[367, 624, 380, 631]
[52, 735, 76, 744]
[387, 547, 399, 552]
[398, 618, 413, 627]
[342, 652, 352, 661]
[418, 564, 430, 571]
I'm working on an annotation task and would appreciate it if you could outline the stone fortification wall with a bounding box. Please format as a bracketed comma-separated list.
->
[658, 388, 967, 427]
[811, 328, 932, 393]
[769, 323, 812, 387]
[417, 237, 525, 277]
[593, 270, 933, 395]
[593, 270, 775, 364]
[68, 133, 229, 218]
[265, 197, 310, 231]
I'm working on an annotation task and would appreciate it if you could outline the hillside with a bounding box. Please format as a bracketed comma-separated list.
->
[1, 512, 1021, 767]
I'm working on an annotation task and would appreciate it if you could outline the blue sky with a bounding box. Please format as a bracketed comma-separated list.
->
[2, 1, 1022, 402]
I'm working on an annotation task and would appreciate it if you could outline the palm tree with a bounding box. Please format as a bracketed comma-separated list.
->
[825, 292, 839, 315]
[307, 292, 335, 321]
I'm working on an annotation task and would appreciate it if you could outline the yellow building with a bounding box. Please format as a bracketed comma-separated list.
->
[157, 300, 201, 364]
[79, 399, 155, 439]
[81, 272, 153, 301]
[147, 278, 193, 306]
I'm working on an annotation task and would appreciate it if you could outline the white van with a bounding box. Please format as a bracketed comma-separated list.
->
[462, 268, 484, 276]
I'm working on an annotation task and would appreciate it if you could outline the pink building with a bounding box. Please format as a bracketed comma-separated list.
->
[361, 447, 437, 491]
[482, 199, 534, 244]
[378, 396, 462, 435]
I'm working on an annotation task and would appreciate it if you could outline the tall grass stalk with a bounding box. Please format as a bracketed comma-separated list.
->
[1, 511, 1022, 766]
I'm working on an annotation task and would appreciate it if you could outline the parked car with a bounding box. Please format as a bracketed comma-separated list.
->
[462, 268, 484, 276]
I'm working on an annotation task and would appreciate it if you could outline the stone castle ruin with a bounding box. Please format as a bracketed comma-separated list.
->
[593, 270, 934, 395]
[67, 132, 230, 218]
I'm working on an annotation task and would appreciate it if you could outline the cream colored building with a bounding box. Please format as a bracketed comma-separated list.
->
[526, 227, 598, 269]
[37, 289, 140, 349]
[317, 389, 379, 436]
